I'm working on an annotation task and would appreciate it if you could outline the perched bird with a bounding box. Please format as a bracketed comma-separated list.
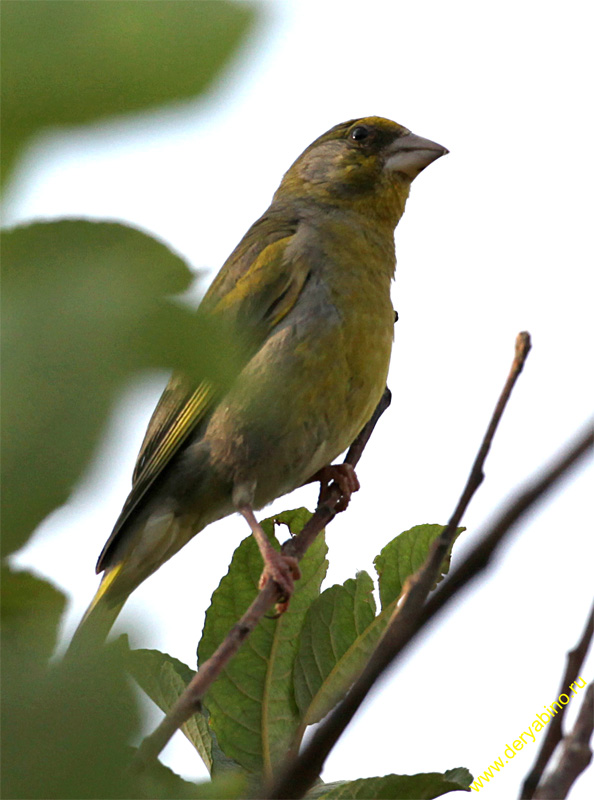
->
[70, 116, 447, 651]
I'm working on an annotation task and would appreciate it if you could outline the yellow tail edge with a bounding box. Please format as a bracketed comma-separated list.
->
[65, 565, 125, 659]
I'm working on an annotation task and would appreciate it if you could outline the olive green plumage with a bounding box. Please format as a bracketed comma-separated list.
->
[70, 116, 446, 651]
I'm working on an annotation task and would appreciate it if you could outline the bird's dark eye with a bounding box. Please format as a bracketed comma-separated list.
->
[350, 125, 371, 142]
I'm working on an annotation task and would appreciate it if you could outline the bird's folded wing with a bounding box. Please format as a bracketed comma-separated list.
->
[96, 232, 310, 572]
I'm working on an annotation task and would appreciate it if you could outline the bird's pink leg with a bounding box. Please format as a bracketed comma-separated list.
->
[238, 506, 301, 612]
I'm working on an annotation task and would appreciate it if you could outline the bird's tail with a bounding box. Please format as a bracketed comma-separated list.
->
[65, 566, 125, 659]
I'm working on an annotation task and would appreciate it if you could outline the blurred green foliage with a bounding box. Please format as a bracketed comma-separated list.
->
[1, 0, 258, 550]
[1, 565, 67, 665]
[1, 220, 242, 557]
[0, 0, 257, 186]
[2, 571, 141, 798]
[1, 569, 227, 798]
[1, 1, 258, 796]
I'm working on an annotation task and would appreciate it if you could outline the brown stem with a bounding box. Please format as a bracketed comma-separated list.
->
[133, 388, 392, 768]
[267, 331, 544, 799]
[521, 603, 594, 799]
[444, 330, 531, 535]
[267, 416, 593, 799]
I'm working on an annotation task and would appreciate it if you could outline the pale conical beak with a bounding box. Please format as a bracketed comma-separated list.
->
[384, 132, 448, 179]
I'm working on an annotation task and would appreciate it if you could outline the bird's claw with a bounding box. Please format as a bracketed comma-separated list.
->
[316, 464, 360, 512]
[259, 554, 301, 614]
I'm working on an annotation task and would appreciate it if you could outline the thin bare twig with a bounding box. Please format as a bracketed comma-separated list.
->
[133, 389, 392, 767]
[267, 331, 533, 798]
[534, 682, 593, 799]
[521, 603, 594, 799]
[268, 416, 593, 798]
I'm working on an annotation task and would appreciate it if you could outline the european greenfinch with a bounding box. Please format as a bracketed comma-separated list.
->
[70, 116, 447, 650]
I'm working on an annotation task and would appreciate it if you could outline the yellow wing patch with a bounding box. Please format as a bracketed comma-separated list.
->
[134, 381, 213, 486]
[96, 381, 214, 572]
[97, 232, 311, 573]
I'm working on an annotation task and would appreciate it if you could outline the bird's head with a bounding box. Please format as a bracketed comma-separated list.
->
[275, 116, 447, 227]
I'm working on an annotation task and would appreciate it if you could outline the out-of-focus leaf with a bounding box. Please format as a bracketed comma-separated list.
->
[1, 220, 240, 557]
[1, 642, 142, 799]
[0, 566, 67, 667]
[294, 571, 376, 725]
[126, 644, 214, 773]
[374, 524, 465, 610]
[134, 757, 249, 799]
[197, 508, 327, 776]
[312, 768, 473, 799]
[0, 0, 258, 185]
[131, 756, 207, 799]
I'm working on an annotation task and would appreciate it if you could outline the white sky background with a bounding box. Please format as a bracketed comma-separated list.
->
[5, 1, 593, 797]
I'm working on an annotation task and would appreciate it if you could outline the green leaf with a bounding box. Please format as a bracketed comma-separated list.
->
[0, 566, 67, 667]
[2, 641, 142, 799]
[294, 571, 377, 725]
[126, 644, 214, 774]
[129, 754, 211, 799]
[374, 524, 465, 610]
[1, 0, 258, 186]
[294, 525, 464, 731]
[1, 220, 239, 557]
[130, 742, 248, 798]
[313, 768, 473, 798]
[197, 508, 327, 777]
